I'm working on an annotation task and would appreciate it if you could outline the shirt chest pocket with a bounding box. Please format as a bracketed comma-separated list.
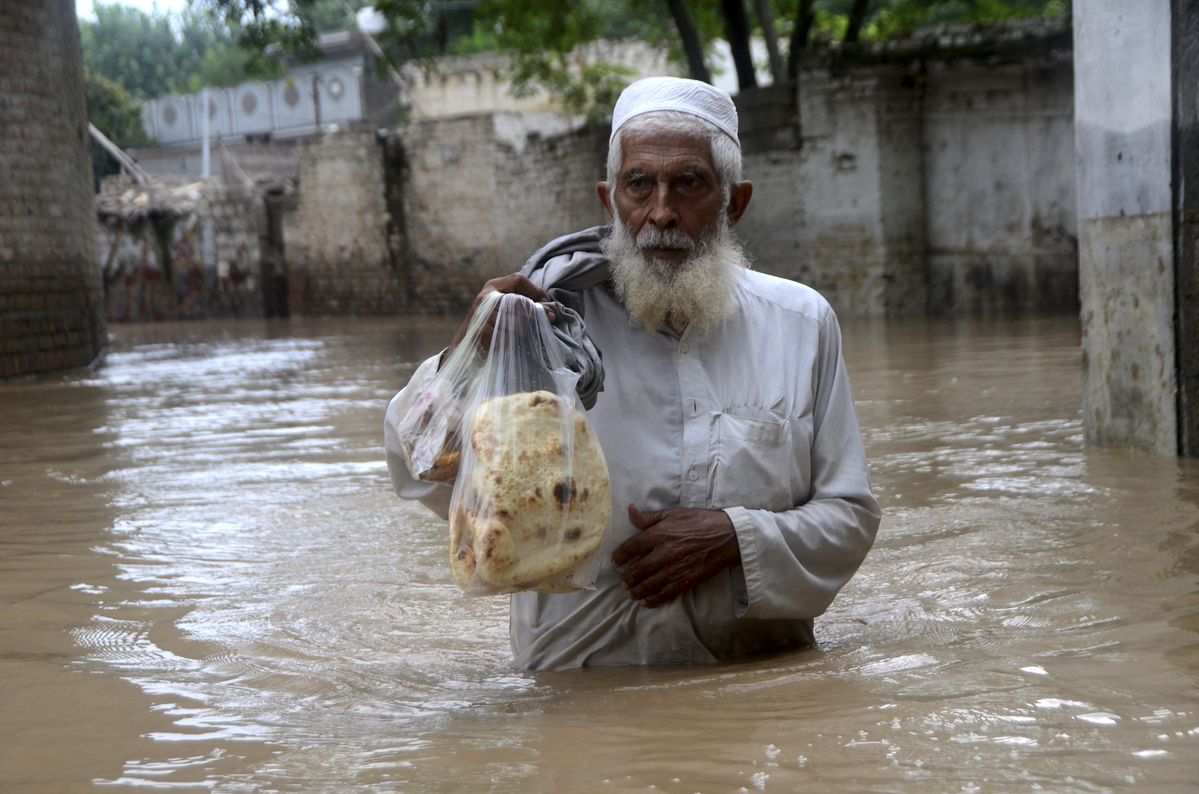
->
[710, 411, 805, 512]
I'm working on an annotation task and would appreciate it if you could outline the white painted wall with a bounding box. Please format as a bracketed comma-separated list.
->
[143, 54, 366, 146]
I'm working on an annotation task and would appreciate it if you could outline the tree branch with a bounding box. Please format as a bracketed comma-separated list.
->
[844, 0, 871, 44]
[786, 0, 814, 80]
[753, 0, 784, 83]
[719, 0, 758, 90]
[664, 0, 711, 84]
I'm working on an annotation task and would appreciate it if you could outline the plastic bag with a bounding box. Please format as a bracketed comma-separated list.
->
[391, 298, 490, 485]
[396, 292, 611, 595]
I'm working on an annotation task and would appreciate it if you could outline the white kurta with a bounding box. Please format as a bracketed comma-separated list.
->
[384, 268, 881, 669]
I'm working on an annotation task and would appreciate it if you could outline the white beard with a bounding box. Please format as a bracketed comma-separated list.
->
[601, 212, 749, 337]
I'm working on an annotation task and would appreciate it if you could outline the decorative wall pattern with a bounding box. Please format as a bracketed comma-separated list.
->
[142, 56, 366, 145]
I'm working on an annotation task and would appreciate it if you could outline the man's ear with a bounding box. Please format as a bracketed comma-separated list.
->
[597, 181, 613, 217]
[726, 181, 753, 228]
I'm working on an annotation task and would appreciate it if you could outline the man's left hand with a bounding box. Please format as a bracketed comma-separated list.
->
[612, 504, 741, 608]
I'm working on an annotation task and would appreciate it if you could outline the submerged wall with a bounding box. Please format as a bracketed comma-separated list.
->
[1074, 0, 1198, 456]
[280, 132, 405, 315]
[393, 113, 608, 312]
[97, 181, 269, 322]
[283, 41, 1076, 320]
[392, 48, 1076, 318]
[739, 70, 931, 316]
[0, 0, 105, 378]
[922, 61, 1077, 313]
[1174, 0, 1199, 457]
[742, 56, 1075, 317]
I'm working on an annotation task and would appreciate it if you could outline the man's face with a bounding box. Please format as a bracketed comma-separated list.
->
[597, 129, 753, 337]
[604, 131, 726, 266]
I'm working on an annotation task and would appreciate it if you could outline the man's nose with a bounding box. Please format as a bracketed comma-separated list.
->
[647, 184, 678, 228]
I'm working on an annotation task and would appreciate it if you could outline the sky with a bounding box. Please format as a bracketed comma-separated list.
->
[76, 0, 191, 21]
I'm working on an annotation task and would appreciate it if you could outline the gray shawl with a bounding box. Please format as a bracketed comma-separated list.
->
[520, 225, 612, 410]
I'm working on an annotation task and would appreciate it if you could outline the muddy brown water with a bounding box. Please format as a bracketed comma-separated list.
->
[1, 315, 1196, 792]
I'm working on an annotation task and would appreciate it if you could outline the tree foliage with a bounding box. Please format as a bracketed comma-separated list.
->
[771, 0, 1069, 44]
[472, 0, 655, 119]
[460, 0, 1068, 106]
[80, 2, 292, 186]
[289, 0, 374, 33]
[132, 0, 1070, 120]
[80, 1, 282, 101]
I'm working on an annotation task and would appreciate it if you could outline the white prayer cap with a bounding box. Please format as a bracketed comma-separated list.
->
[610, 76, 740, 149]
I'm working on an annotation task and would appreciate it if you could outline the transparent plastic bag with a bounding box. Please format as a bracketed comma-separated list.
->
[391, 295, 495, 485]
[396, 292, 611, 595]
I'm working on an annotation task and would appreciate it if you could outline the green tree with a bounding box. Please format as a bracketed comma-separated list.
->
[176, 6, 284, 91]
[776, 0, 1070, 47]
[80, 1, 283, 100]
[80, 2, 289, 187]
[475, 0, 650, 119]
[289, 0, 374, 33]
[865, 0, 1069, 38]
[197, 0, 1070, 117]
[80, 2, 182, 99]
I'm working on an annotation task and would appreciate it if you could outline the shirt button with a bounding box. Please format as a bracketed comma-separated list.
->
[688, 467, 700, 481]
[680, 342, 689, 353]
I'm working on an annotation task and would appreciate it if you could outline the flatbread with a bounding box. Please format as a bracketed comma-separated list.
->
[449, 390, 610, 591]
[448, 499, 476, 590]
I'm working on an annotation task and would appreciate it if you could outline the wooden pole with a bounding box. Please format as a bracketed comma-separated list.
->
[87, 123, 149, 185]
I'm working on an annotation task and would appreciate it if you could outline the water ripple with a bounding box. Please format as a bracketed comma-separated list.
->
[1, 317, 1194, 791]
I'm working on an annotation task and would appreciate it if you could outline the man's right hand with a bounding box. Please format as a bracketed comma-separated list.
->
[445, 274, 556, 362]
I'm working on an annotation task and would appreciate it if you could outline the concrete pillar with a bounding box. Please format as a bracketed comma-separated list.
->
[0, 0, 105, 379]
[1074, 0, 1197, 455]
[1174, 0, 1199, 455]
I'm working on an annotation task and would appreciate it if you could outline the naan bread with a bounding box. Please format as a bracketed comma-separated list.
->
[449, 390, 610, 591]
[448, 500, 476, 590]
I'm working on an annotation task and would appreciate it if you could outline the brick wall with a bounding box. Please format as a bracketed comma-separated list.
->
[492, 121, 610, 273]
[281, 131, 405, 315]
[392, 116, 505, 313]
[385, 115, 607, 314]
[736, 58, 1075, 318]
[133, 138, 301, 182]
[0, 0, 105, 379]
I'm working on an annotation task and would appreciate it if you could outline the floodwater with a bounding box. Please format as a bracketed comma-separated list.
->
[1, 314, 1196, 793]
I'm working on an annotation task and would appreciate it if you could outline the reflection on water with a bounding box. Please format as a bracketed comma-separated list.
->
[1, 315, 1197, 791]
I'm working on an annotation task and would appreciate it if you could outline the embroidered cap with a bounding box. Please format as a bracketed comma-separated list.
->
[609, 76, 740, 149]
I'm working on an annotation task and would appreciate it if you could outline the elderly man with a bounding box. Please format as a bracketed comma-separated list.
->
[386, 76, 881, 670]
